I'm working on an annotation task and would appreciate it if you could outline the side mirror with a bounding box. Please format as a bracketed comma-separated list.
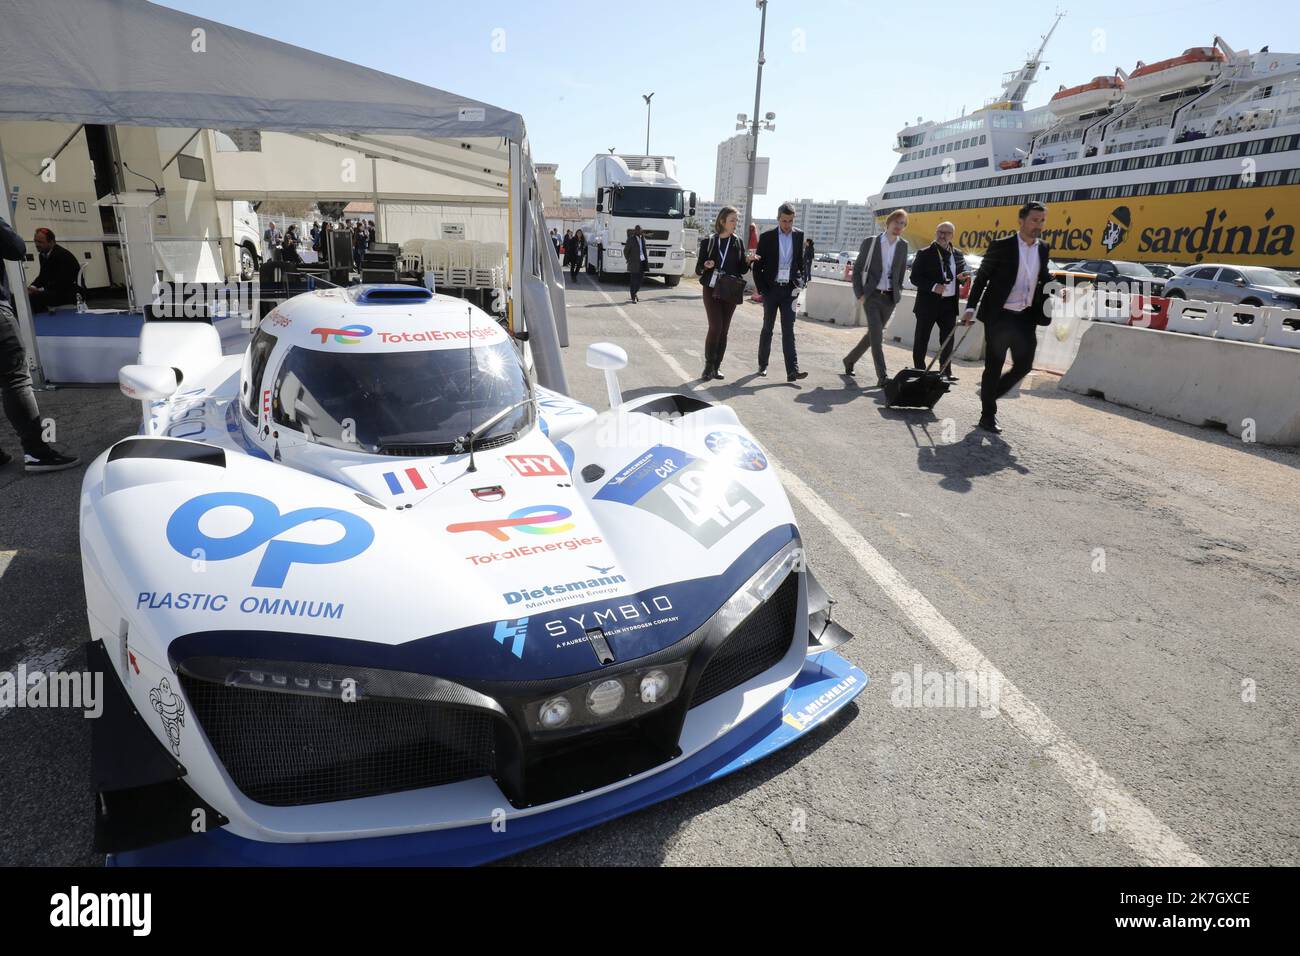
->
[587, 342, 628, 409]
[119, 364, 178, 402]
[596, 187, 604, 213]
[1234, 277, 1247, 286]
[689, 191, 697, 216]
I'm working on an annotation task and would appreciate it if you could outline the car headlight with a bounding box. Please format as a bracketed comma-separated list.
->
[525, 661, 688, 734]
[521, 540, 803, 735]
[670, 250, 684, 260]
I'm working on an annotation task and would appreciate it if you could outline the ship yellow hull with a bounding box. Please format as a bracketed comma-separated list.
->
[884, 185, 1299, 267]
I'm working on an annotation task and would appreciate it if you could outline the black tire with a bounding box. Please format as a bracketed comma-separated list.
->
[1164, 289, 1185, 299]
[1241, 298, 1262, 307]
[239, 243, 259, 282]
[663, 274, 680, 288]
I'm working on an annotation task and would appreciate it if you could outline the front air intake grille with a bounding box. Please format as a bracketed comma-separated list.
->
[690, 573, 799, 707]
[178, 673, 497, 806]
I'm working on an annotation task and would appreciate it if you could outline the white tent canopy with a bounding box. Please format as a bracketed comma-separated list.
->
[0, 0, 569, 391]
[0, 0, 524, 141]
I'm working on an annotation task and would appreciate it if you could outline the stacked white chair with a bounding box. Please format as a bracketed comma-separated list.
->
[448, 241, 474, 288]
[421, 240, 449, 287]
[474, 242, 506, 288]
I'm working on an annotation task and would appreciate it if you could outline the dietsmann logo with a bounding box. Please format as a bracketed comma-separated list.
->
[50, 886, 151, 936]
[310, 324, 373, 345]
[447, 505, 576, 542]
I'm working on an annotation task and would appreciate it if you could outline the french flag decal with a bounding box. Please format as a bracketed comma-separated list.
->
[382, 467, 429, 495]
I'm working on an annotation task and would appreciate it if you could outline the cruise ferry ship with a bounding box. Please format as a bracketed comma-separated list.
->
[868, 15, 1300, 267]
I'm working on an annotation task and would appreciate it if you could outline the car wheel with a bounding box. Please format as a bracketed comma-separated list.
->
[1164, 289, 1185, 299]
[663, 274, 680, 288]
[239, 244, 258, 281]
[1241, 298, 1262, 307]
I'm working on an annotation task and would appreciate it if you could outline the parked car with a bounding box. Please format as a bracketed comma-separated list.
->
[1142, 263, 1182, 280]
[1051, 258, 1166, 296]
[1162, 264, 1300, 307]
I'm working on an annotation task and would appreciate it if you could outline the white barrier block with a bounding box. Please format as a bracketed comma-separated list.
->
[1262, 307, 1300, 349]
[1166, 298, 1221, 337]
[1216, 303, 1267, 343]
[1093, 288, 1130, 324]
[1062, 324, 1300, 445]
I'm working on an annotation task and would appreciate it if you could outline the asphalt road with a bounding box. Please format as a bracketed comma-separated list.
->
[1, 274, 1296, 866]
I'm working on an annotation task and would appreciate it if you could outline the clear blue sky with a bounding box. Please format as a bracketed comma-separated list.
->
[163, 0, 1294, 216]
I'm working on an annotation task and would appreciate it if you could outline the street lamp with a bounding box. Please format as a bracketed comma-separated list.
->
[742, 1, 769, 238]
[642, 93, 655, 155]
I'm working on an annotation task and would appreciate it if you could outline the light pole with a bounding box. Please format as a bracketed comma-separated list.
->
[642, 93, 655, 155]
[742, 1, 769, 238]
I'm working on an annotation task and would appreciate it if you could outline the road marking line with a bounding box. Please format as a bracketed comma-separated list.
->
[587, 281, 1207, 867]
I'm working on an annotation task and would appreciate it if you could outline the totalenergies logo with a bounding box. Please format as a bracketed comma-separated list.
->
[447, 505, 576, 542]
[310, 324, 373, 345]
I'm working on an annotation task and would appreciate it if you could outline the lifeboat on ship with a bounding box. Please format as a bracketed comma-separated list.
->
[1049, 74, 1126, 116]
[1126, 47, 1227, 96]
[999, 159, 1023, 170]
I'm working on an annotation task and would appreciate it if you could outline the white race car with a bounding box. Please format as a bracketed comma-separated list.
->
[83, 284, 865, 864]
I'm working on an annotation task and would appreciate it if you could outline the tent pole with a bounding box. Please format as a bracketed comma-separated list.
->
[371, 157, 381, 242]
[0, 129, 48, 389]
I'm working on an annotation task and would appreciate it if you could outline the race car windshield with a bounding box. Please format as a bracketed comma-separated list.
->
[272, 338, 532, 453]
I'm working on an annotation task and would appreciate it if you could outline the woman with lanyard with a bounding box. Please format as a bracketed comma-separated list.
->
[695, 206, 754, 380]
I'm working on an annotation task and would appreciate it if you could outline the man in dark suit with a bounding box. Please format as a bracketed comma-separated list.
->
[1, 218, 79, 471]
[845, 209, 909, 388]
[963, 201, 1053, 434]
[909, 221, 968, 383]
[623, 225, 649, 303]
[26, 228, 81, 313]
[753, 203, 808, 382]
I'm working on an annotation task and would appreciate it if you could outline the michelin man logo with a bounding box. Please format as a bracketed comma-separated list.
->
[150, 677, 186, 755]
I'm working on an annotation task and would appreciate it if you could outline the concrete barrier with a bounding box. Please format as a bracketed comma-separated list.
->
[1166, 298, 1221, 337]
[803, 278, 861, 324]
[1216, 302, 1267, 343]
[1262, 307, 1300, 349]
[1061, 323, 1300, 445]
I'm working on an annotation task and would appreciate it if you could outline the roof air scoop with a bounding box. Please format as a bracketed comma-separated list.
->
[351, 286, 435, 304]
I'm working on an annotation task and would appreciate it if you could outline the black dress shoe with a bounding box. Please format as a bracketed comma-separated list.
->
[877, 378, 889, 390]
[842, 358, 855, 376]
[712, 368, 725, 380]
[757, 366, 768, 377]
[702, 364, 716, 381]
[977, 418, 1002, 434]
[787, 370, 808, 383]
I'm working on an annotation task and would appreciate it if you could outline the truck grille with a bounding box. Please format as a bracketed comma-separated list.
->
[178, 673, 498, 806]
[690, 573, 799, 707]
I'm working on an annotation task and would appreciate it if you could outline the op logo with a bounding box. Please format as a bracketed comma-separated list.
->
[166, 492, 375, 588]
[1101, 206, 1131, 252]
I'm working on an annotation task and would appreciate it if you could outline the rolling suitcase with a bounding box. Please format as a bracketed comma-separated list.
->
[883, 320, 976, 409]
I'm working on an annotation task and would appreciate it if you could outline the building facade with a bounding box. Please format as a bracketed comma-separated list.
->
[783, 198, 877, 253]
[714, 134, 751, 211]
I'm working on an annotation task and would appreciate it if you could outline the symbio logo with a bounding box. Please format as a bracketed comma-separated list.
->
[50, 886, 151, 936]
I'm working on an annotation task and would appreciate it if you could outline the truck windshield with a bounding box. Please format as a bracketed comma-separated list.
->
[611, 186, 684, 219]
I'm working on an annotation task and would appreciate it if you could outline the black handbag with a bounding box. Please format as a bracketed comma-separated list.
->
[708, 236, 746, 305]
